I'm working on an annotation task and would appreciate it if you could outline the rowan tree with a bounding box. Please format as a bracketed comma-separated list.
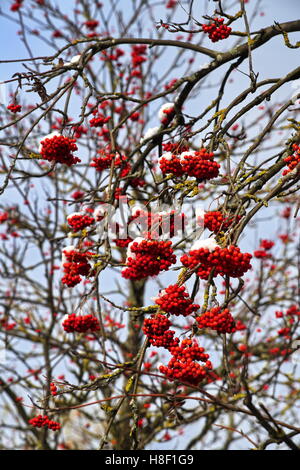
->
[0, 0, 300, 451]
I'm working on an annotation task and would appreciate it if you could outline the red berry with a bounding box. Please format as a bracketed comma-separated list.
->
[196, 307, 236, 334]
[62, 313, 100, 333]
[155, 284, 199, 317]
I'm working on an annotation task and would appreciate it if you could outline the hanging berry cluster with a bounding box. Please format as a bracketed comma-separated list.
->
[62, 313, 100, 333]
[143, 314, 179, 349]
[254, 239, 274, 259]
[282, 144, 300, 175]
[101, 47, 125, 63]
[90, 151, 114, 171]
[162, 142, 189, 154]
[196, 307, 236, 334]
[89, 111, 111, 128]
[181, 244, 252, 280]
[181, 149, 220, 181]
[166, 0, 177, 8]
[7, 104, 22, 113]
[141, 284, 214, 385]
[90, 151, 130, 178]
[158, 103, 176, 125]
[202, 18, 232, 42]
[203, 211, 241, 233]
[159, 152, 184, 176]
[29, 415, 61, 431]
[131, 44, 148, 68]
[50, 382, 57, 396]
[121, 238, 176, 280]
[39, 133, 81, 166]
[67, 212, 95, 232]
[114, 237, 133, 248]
[0, 317, 16, 331]
[159, 148, 220, 181]
[0, 211, 9, 224]
[159, 339, 213, 386]
[61, 247, 94, 287]
[10, 0, 23, 11]
[84, 20, 99, 30]
[286, 305, 300, 316]
[155, 284, 199, 316]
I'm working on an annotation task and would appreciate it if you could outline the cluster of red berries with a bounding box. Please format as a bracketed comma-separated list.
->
[159, 148, 220, 181]
[40, 134, 81, 166]
[202, 18, 232, 42]
[7, 104, 22, 113]
[50, 382, 57, 396]
[254, 239, 274, 259]
[101, 47, 125, 63]
[203, 211, 240, 233]
[129, 111, 141, 121]
[181, 149, 220, 181]
[181, 245, 252, 280]
[84, 20, 99, 30]
[67, 213, 95, 232]
[159, 153, 184, 176]
[90, 152, 114, 171]
[283, 144, 300, 175]
[0, 318, 16, 331]
[142, 314, 179, 349]
[131, 45, 148, 69]
[166, 0, 177, 8]
[235, 320, 247, 331]
[269, 347, 291, 357]
[260, 239, 274, 250]
[72, 125, 88, 139]
[286, 305, 300, 317]
[122, 239, 176, 280]
[155, 284, 199, 316]
[162, 142, 189, 154]
[159, 339, 212, 386]
[114, 237, 133, 248]
[52, 30, 63, 38]
[165, 78, 179, 90]
[196, 307, 236, 334]
[10, 0, 23, 11]
[113, 155, 131, 177]
[89, 112, 111, 128]
[0, 212, 9, 224]
[279, 234, 290, 244]
[29, 415, 61, 431]
[160, 106, 176, 126]
[62, 313, 100, 333]
[277, 327, 291, 337]
[254, 250, 271, 259]
[61, 249, 93, 287]
[130, 176, 145, 188]
[90, 151, 130, 177]
[71, 190, 85, 200]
